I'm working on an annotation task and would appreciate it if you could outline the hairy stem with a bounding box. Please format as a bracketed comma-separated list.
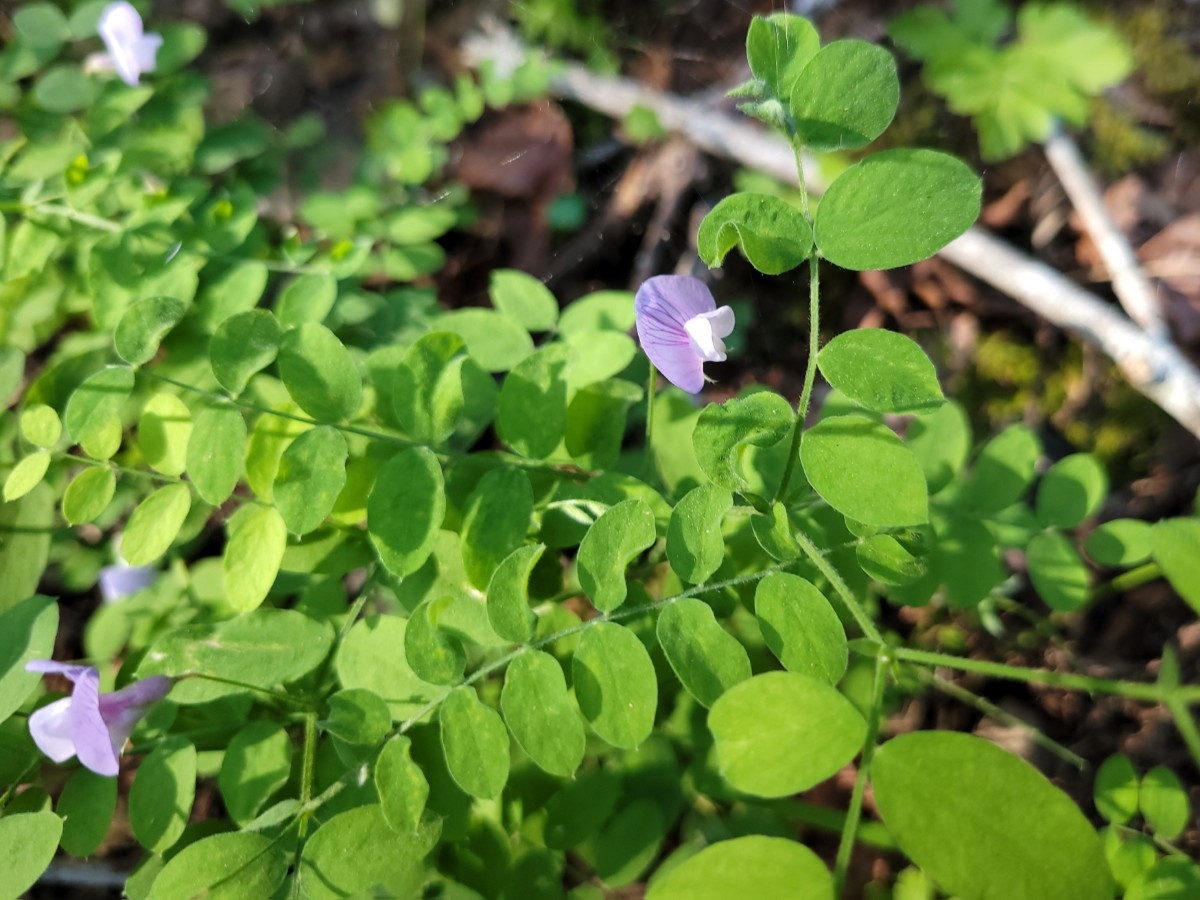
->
[792, 529, 883, 644]
[774, 254, 820, 504]
[834, 651, 888, 897]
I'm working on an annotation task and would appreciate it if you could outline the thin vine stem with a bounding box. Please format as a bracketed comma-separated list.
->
[792, 528, 883, 644]
[773, 253, 820, 504]
[833, 650, 887, 896]
[888, 646, 1200, 704]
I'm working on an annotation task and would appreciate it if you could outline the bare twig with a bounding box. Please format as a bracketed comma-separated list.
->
[1043, 123, 1168, 340]
[461, 32, 1200, 441]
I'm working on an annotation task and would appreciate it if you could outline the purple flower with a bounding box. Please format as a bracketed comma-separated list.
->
[94, 1, 162, 87]
[634, 275, 735, 393]
[25, 661, 172, 777]
[99, 561, 156, 604]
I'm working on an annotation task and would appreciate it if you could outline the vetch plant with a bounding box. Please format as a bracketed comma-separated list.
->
[0, 7, 1197, 900]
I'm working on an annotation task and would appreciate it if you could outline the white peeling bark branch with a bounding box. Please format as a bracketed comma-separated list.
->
[462, 32, 1200, 440]
[1042, 123, 1168, 340]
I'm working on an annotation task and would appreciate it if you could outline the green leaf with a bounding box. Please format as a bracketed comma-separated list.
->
[813, 149, 981, 270]
[375, 735, 429, 833]
[751, 501, 801, 561]
[754, 573, 847, 683]
[64, 366, 134, 453]
[130, 736, 196, 854]
[817, 329, 943, 413]
[115, 296, 187, 366]
[577, 499, 657, 612]
[646, 835, 834, 900]
[709, 671, 866, 797]
[393, 332, 467, 445]
[297, 805, 438, 900]
[122, 484, 192, 566]
[490, 269, 558, 331]
[1140, 766, 1189, 840]
[501, 649, 586, 777]
[1085, 518, 1152, 567]
[440, 687, 510, 799]
[461, 467, 533, 590]
[790, 40, 898, 152]
[0, 595, 57, 724]
[277, 273, 336, 327]
[435, 308, 534, 373]
[745, 14, 820, 100]
[0, 484, 53, 612]
[3, 450, 50, 501]
[693, 392, 794, 493]
[801, 415, 928, 526]
[666, 484, 732, 584]
[274, 426, 347, 535]
[139, 609, 333, 699]
[20, 404, 61, 449]
[1027, 531, 1090, 612]
[559, 290, 636, 336]
[186, 404, 246, 506]
[1150, 519, 1200, 617]
[368, 447, 446, 578]
[14, 4, 69, 48]
[857, 533, 927, 585]
[33, 64, 94, 113]
[1094, 754, 1139, 826]
[872, 732, 1114, 900]
[1017, 3, 1133, 95]
[405, 597, 466, 685]
[932, 513, 1004, 608]
[1036, 453, 1108, 529]
[6, 221, 58, 282]
[0, 812, 61, 898]
[573, 622, 657, 749]
[196, 261, 269, 329]
[218, 722, 293, 826]
[210, 309, 282, 395]
[223, 506, 287, 614]
[696, 193, 812, 275]
[138, 393, 192, 477]
[565, 378, 643, 470]
[1124, 858, 1200, 900]
[147, 831, 287, 900]
[324, 688, 391, 747]
[486, 544, 544, 643]
[58, 769, 116, 857]
[960, 423, 1041, 512]
[0, 348, 23, 407]
[278, 323, 362, 422]
[544, 767, 621, 850]
[906, 400, 971, 494]
[592, 798, 669, 886]
[656, 597, 751, 708]
[335, 616, 439, 720]
[497, 344, 569, 459]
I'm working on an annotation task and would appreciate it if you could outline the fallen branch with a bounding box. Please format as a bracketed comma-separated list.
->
[463, 32, 1200, 441]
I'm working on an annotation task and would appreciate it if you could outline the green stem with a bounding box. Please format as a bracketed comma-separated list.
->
[791, 141, 812, 220]
[0, 759, 41, 810]
[1166, 698, 1200, 772]
[792, 529, 883, 643]
[833, 651, 888, 897]
[924, 670, 1086, 769]
[1110, 562, 1161, 593]
[298, 711, 318, 838]
[889, 646, 1200, 704]
[774, 254, 820, 504]
[187, 672, 308, 706]
[772, 800, 896, 851]
[35, 202, 124, 233]
[57, 453, 185, 486]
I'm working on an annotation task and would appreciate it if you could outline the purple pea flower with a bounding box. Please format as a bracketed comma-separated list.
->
[634, 275, 735, 394]
[98, 560, 156, 604]
[94, 1, 162, 87]
[25, 661, 173, 777]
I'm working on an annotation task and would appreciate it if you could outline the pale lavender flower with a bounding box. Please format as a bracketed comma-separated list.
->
[634, 275, 735, 393]
[98, 560, 156, 604]
[25, 661, 172, 777]
[93, 1, 162, 87]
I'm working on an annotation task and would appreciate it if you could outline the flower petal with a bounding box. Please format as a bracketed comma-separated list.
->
[28, 697, 78, 764]
[97, 677, 173, 768]
[635, 276, 730, 394]
[99, 562, 156, 603]
[25, 660, 95, 683]
[68, 667, 121, 777]
[98, 1, 151, 86]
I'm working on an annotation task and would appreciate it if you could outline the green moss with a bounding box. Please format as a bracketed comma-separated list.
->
[1087, 98, 1170, 175]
